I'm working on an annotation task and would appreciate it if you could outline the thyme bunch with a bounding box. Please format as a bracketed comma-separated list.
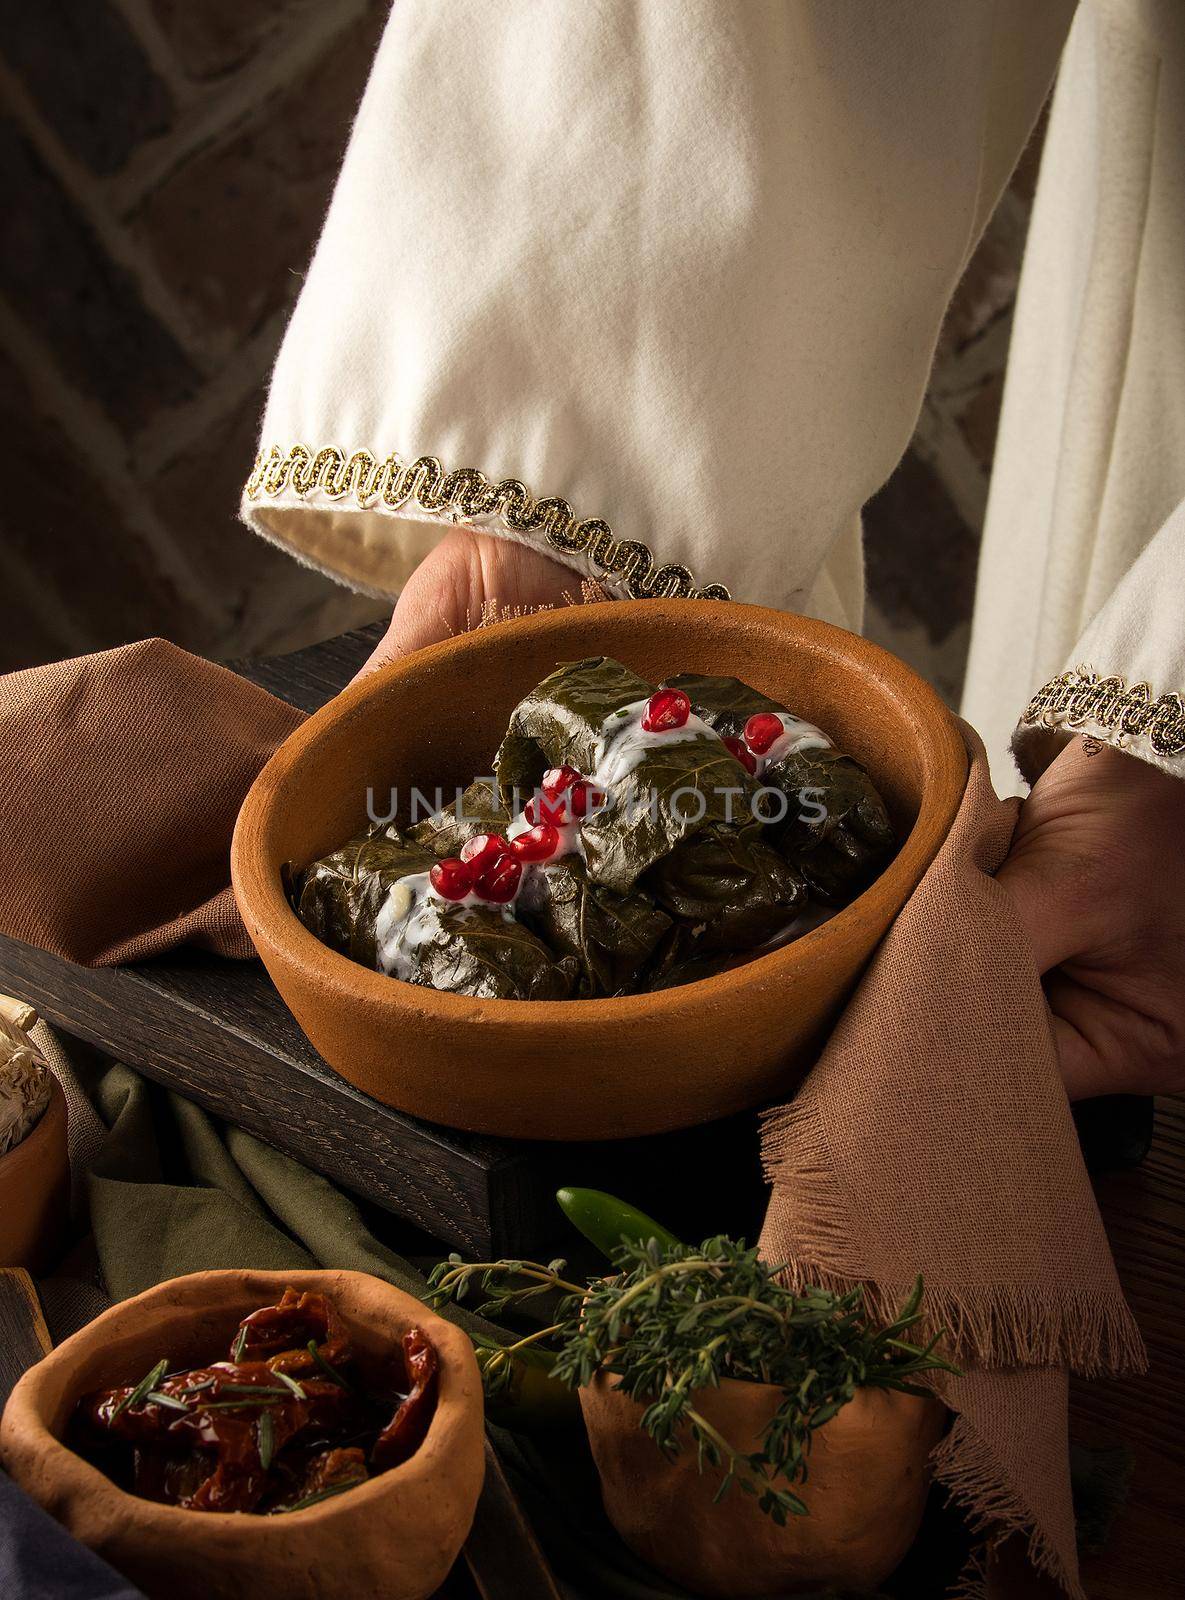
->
[428, 1235, 957, 1523]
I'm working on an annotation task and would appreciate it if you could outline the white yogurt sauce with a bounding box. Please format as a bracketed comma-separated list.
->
[375, 869, 512, 978]
[752, 711, 832, 776]
[589, 699, 715, 789]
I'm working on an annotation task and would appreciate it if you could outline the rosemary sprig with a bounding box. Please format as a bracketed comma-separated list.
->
[198, 1396, 286, 1411]
[112, 1359, 169, 1418]
[214, 1384, 293, 1397]
[431, 1235, 959, 1526]
[258, 1409, 275, 1471]
[177, 1378, 217, 1397]
[306, 1341, 351, 1390]
[273, 1477, 365, 1513]
[144, 1390, 191, 1414]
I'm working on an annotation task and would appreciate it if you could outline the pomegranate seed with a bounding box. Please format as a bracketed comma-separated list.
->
[430, 858, 473, 900]
[541, 765, 581, 798]
[743, 712, 785, 755]
[509, 822, 560, 862]
[566, 778, 603, 817]
[722, 734, 757, 774]
[641, 687, 691, 732]
[526, 792, 567, 826]
[459, 833, 511, 872]
[473, 854, 523, 904]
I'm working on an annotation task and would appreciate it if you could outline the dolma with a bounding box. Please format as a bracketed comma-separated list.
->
[409, 778, 511, 854]
[294, 657, 895, 1002]
[668, 673, 895, 904]
[294, 825, 439, 969]
[517, 855, 672, 997]
[384, 893, 578, 1001]
[644, 823, 808, 956]
[295, 822, 576, 1000]
[494, 657, 761, 893]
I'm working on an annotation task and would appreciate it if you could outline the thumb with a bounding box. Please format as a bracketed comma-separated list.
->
[995, 843, 1095, 977]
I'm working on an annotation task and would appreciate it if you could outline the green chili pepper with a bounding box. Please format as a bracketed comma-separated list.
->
[555, 1187, 682, 1261]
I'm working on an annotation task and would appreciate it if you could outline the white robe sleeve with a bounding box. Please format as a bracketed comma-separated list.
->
[1014, 501, 1185, 781]
[963, 1, 1185, 788]
[241, 0, 1068, 630]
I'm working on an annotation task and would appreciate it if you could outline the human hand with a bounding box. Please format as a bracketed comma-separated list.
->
[358, 526, 591, 675]
[997, 737, 1185, 1100]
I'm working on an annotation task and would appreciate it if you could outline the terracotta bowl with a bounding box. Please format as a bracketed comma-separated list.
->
[580, 1371, 948, 1595]
[0, 1268, 485, 1600]
[232, 599, 966, 1139]
[0, 1074, 69, 1273]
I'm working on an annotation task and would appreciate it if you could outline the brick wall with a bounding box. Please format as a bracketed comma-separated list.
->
[0, 0, 388, 673]
[0, 1, 1042, 692]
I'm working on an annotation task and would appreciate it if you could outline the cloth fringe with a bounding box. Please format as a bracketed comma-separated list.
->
[760, 1100, 1147, 1378]
[932, 1414, 1086, 1600]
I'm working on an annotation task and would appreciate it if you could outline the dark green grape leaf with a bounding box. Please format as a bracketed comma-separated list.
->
[409, 778, 511, 854]
[293, 831, 439, 968]
[644, 823, 808, 955]
[518, 855, 672, 997]
[668, 673, 895, 904]
[409, 900, 578, 1001]
[645, 941, 753, 992]
[494, 656, 655, 805]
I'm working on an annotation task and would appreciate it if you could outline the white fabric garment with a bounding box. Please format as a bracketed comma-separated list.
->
[242, 0, 1067, 632]
[963, 0, 1185, 788]
[242, 0, 1183, 787]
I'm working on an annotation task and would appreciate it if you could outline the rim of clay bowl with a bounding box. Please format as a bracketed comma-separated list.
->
[0, 1268, 479, 1538]
[232, 599, 967, 1028]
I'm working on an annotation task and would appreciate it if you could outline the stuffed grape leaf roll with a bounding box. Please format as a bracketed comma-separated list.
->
[667, 673, 895, 904]
[494, 657, 762, 893]
[293, 824, 577, 1000]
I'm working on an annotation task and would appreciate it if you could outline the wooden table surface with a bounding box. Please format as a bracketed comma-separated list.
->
[1072, 1096, 1185, 1599]
[1, 625, 1180, 1596]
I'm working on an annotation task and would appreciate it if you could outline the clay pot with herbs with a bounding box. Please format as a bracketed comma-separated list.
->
[582, 1371, 947, 1596]
[430, 1188, 954, 1597]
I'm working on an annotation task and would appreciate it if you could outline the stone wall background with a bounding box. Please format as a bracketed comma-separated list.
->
[0, 0, 1044, 690]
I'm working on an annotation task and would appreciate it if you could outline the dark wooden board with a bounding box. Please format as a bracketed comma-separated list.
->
[0, 1269, 52, 1408]
[0, 932, 549, 1257]
[0, 623, 766, 1258]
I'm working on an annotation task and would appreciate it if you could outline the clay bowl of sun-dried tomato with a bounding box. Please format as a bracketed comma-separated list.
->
[0, 1269, 484, 1600]
[233, 598, 967, 1139]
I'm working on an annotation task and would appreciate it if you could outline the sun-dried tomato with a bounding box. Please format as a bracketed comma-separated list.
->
[371, 1329, 438, 1470]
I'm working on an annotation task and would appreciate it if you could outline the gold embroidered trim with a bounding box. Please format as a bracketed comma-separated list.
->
[245, 443, 730, 603]
[1021, 666, 1185, 759]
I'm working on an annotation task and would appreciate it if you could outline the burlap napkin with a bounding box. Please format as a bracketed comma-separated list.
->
[0, 639, 302, 964]
[0, 643, 1145, 1597]
[760, 724, 1145, 1600]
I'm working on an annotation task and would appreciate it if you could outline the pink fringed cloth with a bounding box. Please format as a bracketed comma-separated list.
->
[0, 639, 302, 964]
[760, 725, 1145, 1599]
